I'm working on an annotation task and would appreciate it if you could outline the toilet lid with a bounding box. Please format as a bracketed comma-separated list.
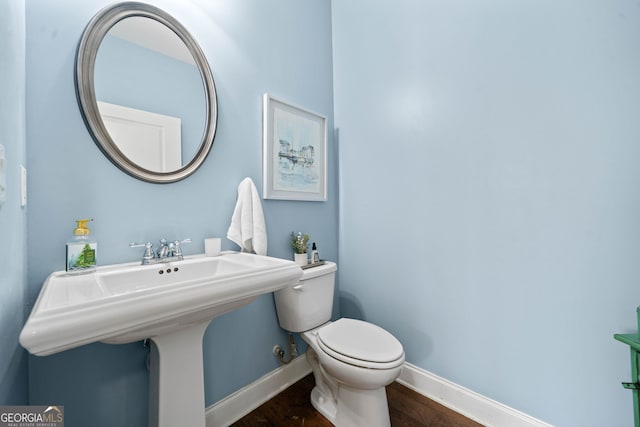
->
[317, 318, 404, 364]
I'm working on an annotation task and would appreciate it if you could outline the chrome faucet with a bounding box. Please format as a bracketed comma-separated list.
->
[130, 238, 192, 265]
[157, 239, 172, 259]
[156, 238, 192, 259]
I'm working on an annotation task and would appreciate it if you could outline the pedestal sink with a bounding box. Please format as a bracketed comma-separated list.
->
[20, 252, 302, 427]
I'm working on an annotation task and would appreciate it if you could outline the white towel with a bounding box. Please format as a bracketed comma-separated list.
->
[226, 177, 267, 255]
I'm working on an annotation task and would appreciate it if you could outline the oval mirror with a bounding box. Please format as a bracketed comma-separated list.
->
[75, 2, 217, 183]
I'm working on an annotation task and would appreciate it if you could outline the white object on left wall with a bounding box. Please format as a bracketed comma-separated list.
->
[20, 164, 26, 207]
[0, 144, 6, 206]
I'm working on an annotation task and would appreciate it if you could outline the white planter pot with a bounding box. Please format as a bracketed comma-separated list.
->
[294, 253, 308, 267]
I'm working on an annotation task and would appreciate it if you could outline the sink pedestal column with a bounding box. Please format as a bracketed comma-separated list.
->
[148, 321, 211, 427]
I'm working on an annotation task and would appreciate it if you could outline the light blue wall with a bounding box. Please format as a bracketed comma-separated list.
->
[0, 0, 28, 406]
[20, 1, 640, 426]
[25, 1, 336, 426]
[333, 1, 640, 426]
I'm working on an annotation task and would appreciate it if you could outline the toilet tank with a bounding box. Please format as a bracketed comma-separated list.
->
[273, 261, 337, 332]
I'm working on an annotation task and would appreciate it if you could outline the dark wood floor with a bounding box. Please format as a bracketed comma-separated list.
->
[231, 374, 484, 427]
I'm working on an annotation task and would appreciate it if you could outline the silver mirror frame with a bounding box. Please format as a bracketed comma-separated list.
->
[75, 2, 217, 183]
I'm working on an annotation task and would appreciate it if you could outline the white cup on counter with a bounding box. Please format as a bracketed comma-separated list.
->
[204, 237, 221, 256]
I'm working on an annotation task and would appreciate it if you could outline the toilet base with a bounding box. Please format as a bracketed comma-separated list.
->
[310, 385, 338, 422]
[310, 382, 391, 427]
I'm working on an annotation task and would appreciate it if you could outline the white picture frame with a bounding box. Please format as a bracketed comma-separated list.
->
[263, 94, 327, 201]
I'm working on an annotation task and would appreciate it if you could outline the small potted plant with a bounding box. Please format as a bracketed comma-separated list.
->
[290, 232, 310, 266]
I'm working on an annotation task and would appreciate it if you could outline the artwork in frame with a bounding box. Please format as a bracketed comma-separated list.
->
[263, 94, 327, 201]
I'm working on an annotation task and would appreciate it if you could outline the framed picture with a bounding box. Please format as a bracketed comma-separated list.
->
[263, 94, 327, 201]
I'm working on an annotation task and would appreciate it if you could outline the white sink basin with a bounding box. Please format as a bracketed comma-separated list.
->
[20, 252, 302, 355]
[20, 252, 302, 427]
[98, 256, 249, 296]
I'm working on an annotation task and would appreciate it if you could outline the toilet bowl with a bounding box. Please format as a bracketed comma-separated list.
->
[302, 319, 405, 426]
[273, 262, 405, 427]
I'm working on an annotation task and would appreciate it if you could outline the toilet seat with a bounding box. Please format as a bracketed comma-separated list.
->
[317, 318, 404, 370]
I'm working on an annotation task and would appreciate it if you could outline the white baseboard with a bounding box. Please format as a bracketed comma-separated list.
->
[205, 355, 312, 427]
[397, 362, 554, 427]
[205, 357, 552, 427]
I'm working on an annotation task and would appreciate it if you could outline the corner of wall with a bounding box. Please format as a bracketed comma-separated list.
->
[0, 0, 29, 405]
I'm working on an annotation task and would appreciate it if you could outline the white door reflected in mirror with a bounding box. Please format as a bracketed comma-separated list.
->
[98, 101, 181, 172]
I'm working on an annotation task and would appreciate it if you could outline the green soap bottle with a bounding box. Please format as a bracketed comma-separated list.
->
[66, 219, 97, 273]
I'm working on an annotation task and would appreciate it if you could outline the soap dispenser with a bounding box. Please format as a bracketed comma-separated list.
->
[66, 219, 97, 273]
[311, 242, 319, 263]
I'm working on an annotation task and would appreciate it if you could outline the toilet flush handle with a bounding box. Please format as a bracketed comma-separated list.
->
[293, 284, 304, 291]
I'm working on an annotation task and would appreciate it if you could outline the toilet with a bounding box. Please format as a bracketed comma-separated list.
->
[274, 261, 404, 427]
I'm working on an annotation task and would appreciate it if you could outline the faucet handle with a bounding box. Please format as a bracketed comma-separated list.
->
[129, 242, 155, 261]
[173, 238, 192, 258]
